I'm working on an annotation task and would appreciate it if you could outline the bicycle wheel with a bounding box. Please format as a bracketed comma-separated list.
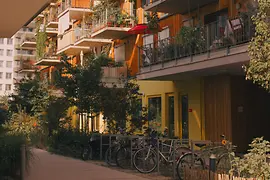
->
[81, 145, 93, 161]
[105, 145, 119, 166]
[133, 147, 157, 173]
[177, 153, 204, 180]
[216, 153, 233, 174]
[116, 146, 132, 169]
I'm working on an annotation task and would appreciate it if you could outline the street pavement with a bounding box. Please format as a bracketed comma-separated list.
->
[25, 148, 151, 180]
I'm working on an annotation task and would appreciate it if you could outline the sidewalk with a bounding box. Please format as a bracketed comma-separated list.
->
[26, 148, 150, 180]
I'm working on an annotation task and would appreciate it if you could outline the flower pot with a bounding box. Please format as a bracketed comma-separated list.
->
[107, 22, 113, 27]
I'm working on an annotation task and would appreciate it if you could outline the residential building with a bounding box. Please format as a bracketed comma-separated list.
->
[135, 0, 263, 151]
[28, 0, 265, 152]
[0, 38, 15, 95]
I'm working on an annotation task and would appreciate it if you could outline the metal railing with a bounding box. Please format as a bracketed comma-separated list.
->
[102, 66, 127, 78]
[139, 15, 254, 69]
[74, 28, 92, 42]
[91, 8, 136, 34]
[58, 0, 91, 14]
[142, 0, 159, 7]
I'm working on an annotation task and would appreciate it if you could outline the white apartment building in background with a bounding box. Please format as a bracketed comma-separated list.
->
[0, 38, 15, 96]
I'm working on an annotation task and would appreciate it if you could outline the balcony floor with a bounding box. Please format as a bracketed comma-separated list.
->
[21, 41, 37, 48]
[57, 45, 91, 55]
[58, 8, 92, 20]
[47, 21, 58, 28]
[74, 38, 112, 47]
[91, 27, 130, 39]
[35, 58, 61, 66]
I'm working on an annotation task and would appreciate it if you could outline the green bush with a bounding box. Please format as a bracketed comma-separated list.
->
[47, 129, 91, 158]
[231, 137, 270, 179]
[0, 134, 32, 179]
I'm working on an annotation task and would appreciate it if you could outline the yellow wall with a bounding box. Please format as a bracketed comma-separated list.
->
[138, 79, 203, 140]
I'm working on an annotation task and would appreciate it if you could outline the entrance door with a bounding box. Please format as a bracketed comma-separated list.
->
[181, 95, 189, 139]
[168, 96, 175, 138]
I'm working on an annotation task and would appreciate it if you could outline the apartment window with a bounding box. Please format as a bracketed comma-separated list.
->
[6, 49, 13, 56]
[5, 84, 11, 91]
[0, 84, 2, 91]
[148, 97, 162, 132]
[6, 61, 12, 68]
[0, 72, 3, 79]
[0, 49, 4, 56]
[0, 61, 3, 67]
[7, 38, 13, 45]
[16, 61, 20, 66]
[0, 38, 4, 44]
[114, 44, 125, 62]
[6, 72, 12, 79]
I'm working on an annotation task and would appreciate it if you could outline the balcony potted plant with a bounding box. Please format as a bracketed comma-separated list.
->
[145, 12, 159, 33]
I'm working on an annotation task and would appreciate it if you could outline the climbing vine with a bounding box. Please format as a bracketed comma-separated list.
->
[36, 16, 47, 60]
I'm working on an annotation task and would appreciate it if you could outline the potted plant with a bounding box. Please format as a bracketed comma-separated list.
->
[145, 12, 159, 33]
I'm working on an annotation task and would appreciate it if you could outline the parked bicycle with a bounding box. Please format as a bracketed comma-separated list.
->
[176, 135, 236, 180]
[133, 129, 190, 173]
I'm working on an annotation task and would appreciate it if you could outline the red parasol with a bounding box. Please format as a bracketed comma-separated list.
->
[127, 24, 162, 35]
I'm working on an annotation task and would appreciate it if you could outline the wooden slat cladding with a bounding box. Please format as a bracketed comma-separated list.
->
[230, 76, 249, 152]
[204, 75, 232, 142]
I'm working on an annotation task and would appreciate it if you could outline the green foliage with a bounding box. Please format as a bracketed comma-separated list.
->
[231, 137, 270, 179]
[244, 0, 270, 90]
[175, 26, 206, 53]
[45, 97, 70, 136]
[0, 134, 32, 179]
[48, 129, 90, 158]
[55, 54, 104, 128]
[145, 12, 159, 30]
[3, 109, 41, 143]
[100, 77, 147, 134]
[36, 19, 47, 59]
[8, 74, 51, 117]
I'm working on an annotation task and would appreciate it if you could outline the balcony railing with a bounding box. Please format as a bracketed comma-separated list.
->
[139, 15, 254, 69]
[58, 0, 91, 15]
[57, 29, 75, 51]
[74, 28, 91, 41]
[102, 66, 127, 87]
[91, 8, 135, 33]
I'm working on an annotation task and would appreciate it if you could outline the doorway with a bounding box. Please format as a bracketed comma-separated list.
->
[181, 95, 189, 139]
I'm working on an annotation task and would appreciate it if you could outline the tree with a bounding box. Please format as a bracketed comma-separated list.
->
[54, 53, 105, 132]
[8, 74, 51, 117]
[100, 75, 147, 134]
[244, 0, 270, 90]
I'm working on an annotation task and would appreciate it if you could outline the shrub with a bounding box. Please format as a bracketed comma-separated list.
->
[231, 137, 270, 179]
[0, 134, 32, 179]
[3, 109, 42, 144]
[47, 129, 91, 158]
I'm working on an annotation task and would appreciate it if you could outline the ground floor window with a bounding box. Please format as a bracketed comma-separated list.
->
[148, 97, 162, 132]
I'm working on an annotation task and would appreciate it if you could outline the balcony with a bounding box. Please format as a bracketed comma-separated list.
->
[142, 0, 218, 14]
[20, 37, 36, 49]
[102, 66, 127, 87]
[35, 56, 61, 66]
[18, 60, 38, 73]
[138, 16, 254, 80]
[74, 28, 111, 47]
[47, 3, 58, 28]
[91, 8, 135, 39]
[57, 29, 91, 55]
[58, 0, 92, 19]
[46, 28, 58, 37]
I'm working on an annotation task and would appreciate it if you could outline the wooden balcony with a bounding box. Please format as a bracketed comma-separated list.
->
[143, 0, 218, 14]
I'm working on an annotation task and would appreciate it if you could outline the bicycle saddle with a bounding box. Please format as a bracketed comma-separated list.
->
[195, 143, 207, 148]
